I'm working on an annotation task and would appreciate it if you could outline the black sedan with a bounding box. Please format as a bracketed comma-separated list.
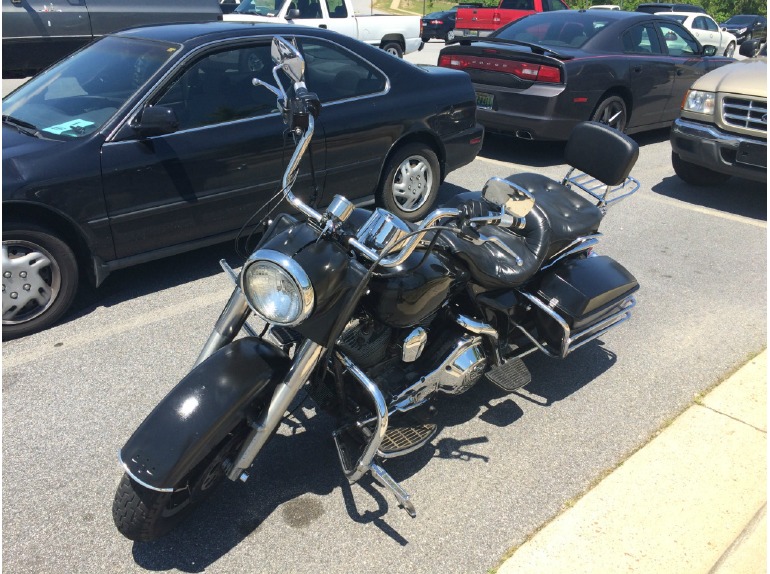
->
[438, 10, 733, 141]
[2, 23, 483, 338]
[720, 14, 767, 45]
[421, 9, 459, 43]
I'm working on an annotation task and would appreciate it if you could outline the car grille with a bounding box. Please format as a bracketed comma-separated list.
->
[722, 96, 768, 133]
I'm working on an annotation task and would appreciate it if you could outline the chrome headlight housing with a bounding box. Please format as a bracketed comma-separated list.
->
[240, 249, 314, 326]
[683, 90, 716, 115]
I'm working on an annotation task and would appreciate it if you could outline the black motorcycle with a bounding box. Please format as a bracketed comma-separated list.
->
[113, 36, 641, 541]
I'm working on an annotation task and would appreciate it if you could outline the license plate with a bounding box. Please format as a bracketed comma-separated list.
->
[476, 91, 494, 109]
[467, 29, 479, 36]
[736, 141, 767, 169]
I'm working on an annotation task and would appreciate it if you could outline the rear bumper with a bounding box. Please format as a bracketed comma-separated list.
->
[443, 123, 485, 174]
[671, 117, 767, 183]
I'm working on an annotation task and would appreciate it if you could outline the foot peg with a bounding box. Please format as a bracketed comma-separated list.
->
[485, 358, 531, 392]
[370, 462, 416, 517]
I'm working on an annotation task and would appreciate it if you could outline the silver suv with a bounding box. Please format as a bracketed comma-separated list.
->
[670, 41, 767, 185]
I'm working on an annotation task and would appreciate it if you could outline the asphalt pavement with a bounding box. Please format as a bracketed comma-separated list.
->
[2, 40, 767, 574]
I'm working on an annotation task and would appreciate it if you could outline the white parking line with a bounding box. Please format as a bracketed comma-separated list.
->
[644, 193, 767, 228]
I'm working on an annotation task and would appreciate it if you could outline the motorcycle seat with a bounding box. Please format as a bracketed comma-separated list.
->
[504, 172, 603, 259]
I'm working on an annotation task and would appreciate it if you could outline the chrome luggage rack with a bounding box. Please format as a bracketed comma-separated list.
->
[562, 169, 640, 209]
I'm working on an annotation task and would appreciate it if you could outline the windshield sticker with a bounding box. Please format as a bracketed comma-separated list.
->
[42, 119, 94, 136]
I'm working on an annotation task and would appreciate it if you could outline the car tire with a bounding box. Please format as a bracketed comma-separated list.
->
[724, 41, 736, 57]
[382, 42, 404, 58]
[590, 95, 628, 132]
[422, 36, 430, 43]
[671, 151, 731, 186]
[378, 143, 440, 222]
[445, 30, 455, 43]
[2, 222, 79, 339]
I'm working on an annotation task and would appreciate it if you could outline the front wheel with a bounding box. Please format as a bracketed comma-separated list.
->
[590, 95, 628, 133]
[671, 151, 731, 186]
[724, 41, 736, 57]
[382, 42, 404, 58]
[2, 222, 79, 339]
[377, 143, 440, 222]
[113, 427, 247, 541]
[445, 30, 455, 43]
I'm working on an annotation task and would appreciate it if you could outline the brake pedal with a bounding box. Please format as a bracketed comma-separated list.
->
[485, 358, 531, 392]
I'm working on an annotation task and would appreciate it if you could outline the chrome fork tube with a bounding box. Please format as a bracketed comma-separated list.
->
[194, 287, 252, 368]
[227, 339, 324, 481]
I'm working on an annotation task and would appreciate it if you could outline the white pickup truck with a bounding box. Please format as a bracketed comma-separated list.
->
[224, 0, 423, 57]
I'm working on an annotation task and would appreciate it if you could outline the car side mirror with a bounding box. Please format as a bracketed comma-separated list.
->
[739, 39, 761, 57]
[701, 45, 717, 56]
[133, 105, 179, 137]
[286, 8, 300, 18]
[482, 177, 535, 218]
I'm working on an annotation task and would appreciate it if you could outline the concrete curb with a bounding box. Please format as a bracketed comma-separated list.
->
[495, 350, 767, 574]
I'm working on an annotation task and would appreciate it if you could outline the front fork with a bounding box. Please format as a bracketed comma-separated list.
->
[198, 262, 414, 514]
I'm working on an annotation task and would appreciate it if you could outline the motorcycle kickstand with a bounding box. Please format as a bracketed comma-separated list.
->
[369, 462, 416, 518]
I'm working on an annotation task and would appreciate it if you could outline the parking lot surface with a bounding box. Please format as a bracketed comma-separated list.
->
[2, 41, 767, 574]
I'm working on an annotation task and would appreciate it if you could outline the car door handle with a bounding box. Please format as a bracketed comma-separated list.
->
[676, 69, 684, 76]
[632, 65, 642, 73]
[319, 24, 327, 28]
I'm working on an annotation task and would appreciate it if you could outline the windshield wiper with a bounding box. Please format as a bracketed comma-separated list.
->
[2, 115, 43, 138]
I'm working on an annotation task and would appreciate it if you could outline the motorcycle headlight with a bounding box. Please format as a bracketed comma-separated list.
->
[240, 250, 314, 326]
[683, 90, 716, 115]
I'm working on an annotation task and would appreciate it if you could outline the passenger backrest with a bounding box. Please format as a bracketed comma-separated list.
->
[564, 121, 639, 186]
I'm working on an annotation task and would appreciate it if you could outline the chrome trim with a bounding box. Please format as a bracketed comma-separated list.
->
[402, 327, 428, 362]
[563, 168, 640, 208]
[326, 195, 355, 223]
[334, 352, 389, 483]
[240, 248, 315, 327]
[455, 314, 501, 364]
[118, 452, 174, 493]
[673, 117, 768, 149]
[541, 235, 601, 271]
[227, 339, 324, 481]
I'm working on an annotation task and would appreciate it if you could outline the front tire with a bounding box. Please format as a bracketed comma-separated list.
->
[2, 222, 79, 339]
[382, 42, 404, 58]
[113, 427, 247, 541]
[671, 151, 731, 186]
[445, 30, 455, 43]
[377, 143, 440, 222]
[590, 95, 628, 133]
[724, 41, 736, 57]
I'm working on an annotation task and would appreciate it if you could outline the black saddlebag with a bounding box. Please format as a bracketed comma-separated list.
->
[532, 255, 639, 356]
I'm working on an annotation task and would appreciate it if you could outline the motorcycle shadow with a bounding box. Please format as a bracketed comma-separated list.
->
[651, 175, 767, 221]
[129, 342, 616, 570]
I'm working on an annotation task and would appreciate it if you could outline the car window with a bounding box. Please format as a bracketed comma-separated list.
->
[3, 36, 177, 139]
[154, 43, 282, 131]
[658, 21, 699, 56]
[703, 17, 718, 32]
[325, 0, 347, 18]
[234, 0, 284, 16]
[499, 0, 535, 10]
[494, 14, 610, 47]
[295, 38, 387, 102]
[666, 15, 687, 24]
[297, 0, 322, 18]
[622, 23, 663, 54]
[542, 0, 569, 11]
[692, 16, 707, 30]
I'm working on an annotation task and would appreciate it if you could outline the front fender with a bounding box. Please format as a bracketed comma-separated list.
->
[119, 337, 290, 491]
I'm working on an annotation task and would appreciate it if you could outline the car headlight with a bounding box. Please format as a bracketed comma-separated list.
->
[739, 27, 748, 34]
[240, 249, 314, 326]
[683, 90, 716, 115]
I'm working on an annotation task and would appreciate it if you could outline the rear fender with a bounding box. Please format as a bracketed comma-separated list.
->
[119, 337, 290, 491]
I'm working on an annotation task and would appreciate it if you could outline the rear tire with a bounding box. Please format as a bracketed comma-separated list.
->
[382, 42, 404, 58]
[113, 427, 247, 541]
[724, 41, 736, 57]
[590, 95, 628, 132]
[2, 222, 79, 339]
[445, 30, 455, 43]
[377, 143, 440, 222]
[671, 151, 731, 186]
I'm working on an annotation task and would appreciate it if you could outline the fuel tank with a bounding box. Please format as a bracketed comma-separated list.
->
[364, 249, 468, 329]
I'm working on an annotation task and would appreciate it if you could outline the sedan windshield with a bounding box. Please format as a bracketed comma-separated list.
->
[492, 14, 613, 49]
[235, 0, 285, 16]
[723, 15, 754, 25]
[3, 36, 178, 140]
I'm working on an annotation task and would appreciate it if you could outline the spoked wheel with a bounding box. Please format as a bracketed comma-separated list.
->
[113, 426, 249, 542]
[590, 95, 628, 132]
[382, 42, 404, 58]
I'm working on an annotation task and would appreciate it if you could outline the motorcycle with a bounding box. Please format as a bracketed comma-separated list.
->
[112, 36, 641, 542]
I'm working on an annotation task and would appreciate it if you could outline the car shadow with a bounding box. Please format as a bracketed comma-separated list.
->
[128, 340, 616, 571]
[651, 175, 767, 221]
[480, 132, 566, 168]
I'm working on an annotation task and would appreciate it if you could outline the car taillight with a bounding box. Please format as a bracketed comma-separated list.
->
[431, 19, 444, 24]
[438, 54, 562, 83]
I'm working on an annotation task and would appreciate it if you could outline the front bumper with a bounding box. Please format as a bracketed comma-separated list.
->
[671, 117, 767, 183]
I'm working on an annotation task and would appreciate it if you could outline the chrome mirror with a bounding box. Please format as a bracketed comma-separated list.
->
[482, 177, 535, 219]
[271, 36, 304, 83]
